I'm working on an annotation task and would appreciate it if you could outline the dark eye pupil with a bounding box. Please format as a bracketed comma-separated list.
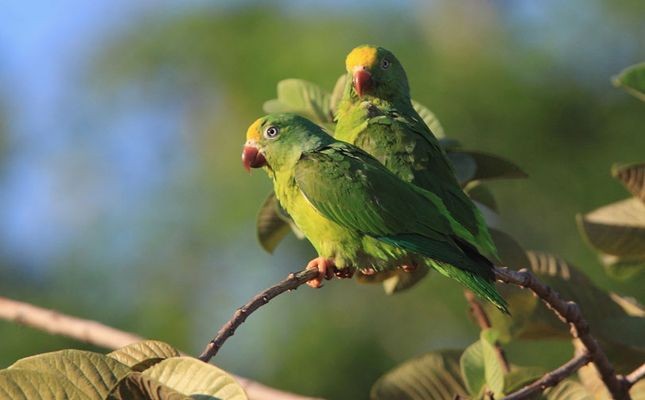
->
[267, 127, 278, 137]
[382, 59, 390, 68]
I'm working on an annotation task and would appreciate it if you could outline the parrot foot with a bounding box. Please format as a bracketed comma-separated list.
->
[359, 267, 377, 276]
[334, 267, 355, 279]
[400, 263, 417, 272]
[305, 257, 336, 288]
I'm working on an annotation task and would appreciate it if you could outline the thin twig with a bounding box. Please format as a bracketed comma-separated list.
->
[198, 268, 319, 362]
[502, 352, 593, 400]
[464, 290, 510, 373]
[624, 363, 645, 388]
[0, 296, 320, 400]
[494, 267, 630, 400]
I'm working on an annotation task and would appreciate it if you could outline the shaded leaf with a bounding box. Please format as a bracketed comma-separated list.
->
[601, 254, 644, 280]
[439, 138, 462, 150]
[256, 192, 295, 253]
[468, 151, 528, 182]
[108, 340, 181, 372]
[612, 62, 645, 101]
[447, 151, 477, 185]
[329, 74, 347, 115]
[480, 329, 505, 397]
[503, 366, 546, 394]
[0, 369, 86, 400]
[371, 351, 467, 400]
[489, 228, 531, 269]
[9, 350, 130, 399]
[465, 181, 498, 212]
[545, 379, 592, 400]
[460, 341, 486, 397]
[411, 100, 445, 139]
[577, 198, 645, 258]
[612, 162, 645, 202]
[107, 372, 191, 400]
[142, 357, 247, 400]
[381, 265, 430, 294]
[262, 79, 332, 126]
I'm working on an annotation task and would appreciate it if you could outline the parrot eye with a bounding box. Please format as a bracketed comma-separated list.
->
[380, 58, 390, 70]
[264, 126, 280, 139]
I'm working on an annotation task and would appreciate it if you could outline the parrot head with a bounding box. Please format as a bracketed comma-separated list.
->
[242, 113, 333, 173]
[345, 45, 410, 101]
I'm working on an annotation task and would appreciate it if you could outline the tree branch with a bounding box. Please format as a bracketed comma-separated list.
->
[0, 296, 320, 400]
[494, 267, 630, 400]
[463, 290, 510, 373]
[502, 352, 592, 400]
[624, 363, 645, 388]
[198, 268, 319, 362]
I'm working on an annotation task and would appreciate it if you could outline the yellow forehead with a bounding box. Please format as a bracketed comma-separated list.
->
[345, 46, 378, 71]
[246, 118, 263, 141]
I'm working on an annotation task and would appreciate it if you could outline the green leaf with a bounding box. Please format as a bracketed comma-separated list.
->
[9, 350, 131, 399]
[503, 366, 545, 394]
[480, 329, 505, 397]
[577, 198, 645, 258]
[108, 340, 181, 372]
[142, 357, 247, 399]
[371, 351, 467, 400]
[545, 379, 593, 400]
[612, 62, 645, 101]
[447, 151, 477, 185]
[489, 228, 531, 269]
[612, 162, 645, 202]
[0, 369, 86, 400]
[447, 150, 527, 186]
[609, 292, 645, 317]
[329, 74, 348, 115]
[601, 254, 644, 280]
[465, 181, 498, 212]
[262, 79, 332, 126]
[411, 100, 445, 139]
[460, 341, 486, 397]
[107, 372, 191, 400]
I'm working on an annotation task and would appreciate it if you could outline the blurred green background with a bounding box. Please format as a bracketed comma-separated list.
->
[0, 1, 643, 399]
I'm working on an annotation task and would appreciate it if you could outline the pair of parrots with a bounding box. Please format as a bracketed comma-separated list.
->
[242, 45, 508, 313]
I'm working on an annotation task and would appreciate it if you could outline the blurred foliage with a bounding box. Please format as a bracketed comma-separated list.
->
[0, 340, 246, 399]
[1, 2, 645, 399]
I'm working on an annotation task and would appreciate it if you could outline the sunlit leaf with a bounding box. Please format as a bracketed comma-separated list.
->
[612, 162, 645, 202]
[371, 351, 467, 400]
[9, 350, 131, 399]
[329, 74, 347, 115]
[0, 369, 86, 400]
[545, 379, 593, 400]
[142, 357, 247, 400]
[609, 292, 645, 317]
[612, 62, 645, 101]
[411, 100, 445, 139]
[263, 79, 332, 126]
[577, 198, 645, 258]
[460, 340, 486, 397]
[480, 330, 505, 397]
[107, 372, 191, 400]
[108, 340, 181, 372]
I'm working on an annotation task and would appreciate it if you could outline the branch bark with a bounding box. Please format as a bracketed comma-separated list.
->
[502, 352, 592, 400]
[464, 290, 510, 373]
[0, 296, 320, 400]
[624, 363, 645, 388]
[198, 268, 319, 362]
[494, 267, 630, 400]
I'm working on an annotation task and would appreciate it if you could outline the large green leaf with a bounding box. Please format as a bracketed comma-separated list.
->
[142, 357, 247, 400]
[263, 79, 333, 127]
[108, 340, 181, 372]
[447, 151, 527, 186]
[9, 350, 131, 399]
[371, 351, 468, 400]
[0, 369, 86, 400]
[107, 372, 191, 400]
[460, 340, 486, 397]
[612, 162, 645, 202]
[612, 62, 645, 101]
[256, 192, 300, 253]
[577, 198, 645, 258]
[411, 100, 445, 139]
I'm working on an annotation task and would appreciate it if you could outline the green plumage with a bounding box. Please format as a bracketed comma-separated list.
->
[247, 113, 508, 313]
[336, 45, 497, 259]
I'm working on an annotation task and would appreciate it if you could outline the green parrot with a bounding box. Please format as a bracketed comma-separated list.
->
[242, 113, 508, 313]
[335, 45, 497, 261]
